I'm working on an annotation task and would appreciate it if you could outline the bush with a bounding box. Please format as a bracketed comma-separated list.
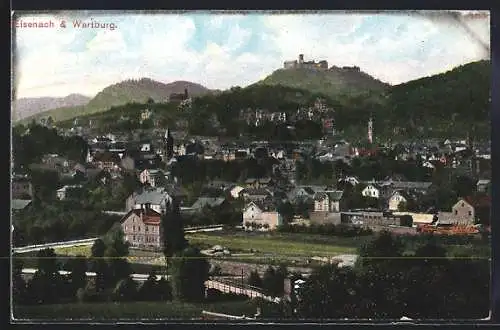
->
[76, 283, 107, 303]
[209, 264, 222, 276]
[112, 277, 138, 302]
[277, 223, 373, 237]
[247, 270, 263, 288]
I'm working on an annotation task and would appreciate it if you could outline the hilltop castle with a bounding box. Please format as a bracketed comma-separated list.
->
[283, 54, 328, 70]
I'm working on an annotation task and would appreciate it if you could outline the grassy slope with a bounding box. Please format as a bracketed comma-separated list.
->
[14, 300, 259, 320]
[257, 68, 389, 100]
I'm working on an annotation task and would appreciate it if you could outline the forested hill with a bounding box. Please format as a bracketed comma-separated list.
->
[387, 60, 490, 136]
[18, 79, 213, 124]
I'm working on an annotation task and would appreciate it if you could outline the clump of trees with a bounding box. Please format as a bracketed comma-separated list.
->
[293, 231, 490, 319]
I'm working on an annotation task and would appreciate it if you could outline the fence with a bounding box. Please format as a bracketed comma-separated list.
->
[201, 310, 256, 320]
[205, 278, 277, 303]
[13, 237, 99, 253]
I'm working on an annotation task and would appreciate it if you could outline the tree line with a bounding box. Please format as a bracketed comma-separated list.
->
[242, 231, 489, 319]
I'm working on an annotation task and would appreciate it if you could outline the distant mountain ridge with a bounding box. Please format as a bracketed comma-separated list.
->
[17, 79, 214, 124]
[13, 94, 91, 121]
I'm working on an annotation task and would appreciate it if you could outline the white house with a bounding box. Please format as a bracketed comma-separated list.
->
[362, 184, 380, 199]
[140, 108, 152, 123]
[313, 191, 343, 212]
[139, 169, 164, 187]
[388, 191, 409, 211]
[243, 201, 283, 231]
[140, 143, 152, 152]
[230, 185, 245, 199]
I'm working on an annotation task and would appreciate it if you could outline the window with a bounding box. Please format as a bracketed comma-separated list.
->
[133, 225, 136, 231]
[454, 210, 457, 215]
[468, 211, 472, 216]
[462, 203, 465, 207]
[146, 227, 149, 232]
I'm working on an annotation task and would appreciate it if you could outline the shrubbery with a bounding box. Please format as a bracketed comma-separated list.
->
[276, 223, 373, 237]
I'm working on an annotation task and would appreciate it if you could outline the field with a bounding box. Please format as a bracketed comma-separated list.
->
[14, 300, 260, 320]
[186, 231, 364, 259]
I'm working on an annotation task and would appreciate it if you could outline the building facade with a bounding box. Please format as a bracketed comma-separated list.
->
[121, 207, 162, 249]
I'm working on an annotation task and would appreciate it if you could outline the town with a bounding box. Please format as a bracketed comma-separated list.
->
[12, 76, 491, 319]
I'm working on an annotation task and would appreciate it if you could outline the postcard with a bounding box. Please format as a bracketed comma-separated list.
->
[11, 10, 491, 322]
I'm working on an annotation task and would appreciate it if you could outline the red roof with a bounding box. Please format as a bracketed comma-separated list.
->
[122, 208, 162, 225]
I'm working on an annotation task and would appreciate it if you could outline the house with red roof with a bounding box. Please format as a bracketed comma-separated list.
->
[120, 205, 162, 249]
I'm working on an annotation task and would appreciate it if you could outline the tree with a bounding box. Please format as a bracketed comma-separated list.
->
[161, 201, 188, 260]
[453, 175, 476, 198]
[277, 202, 294, 224]
[90, 239, 108, 293]
[26, 248, 64, 304]
[67, 255, 88, 295]
[170, 246, 210, 302]
[104, 225, 132, 285]
[112, 276, 138, 302]
[262, 266, 277, 296]
[247, 270, 263, 288]
[157, 277, 173, 301]
[296, 265, 358, 319]
[12, 258, 26, 304]
[137, 273, 158, 301]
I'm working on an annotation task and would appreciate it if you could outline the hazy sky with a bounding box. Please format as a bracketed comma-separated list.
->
[12, 10, 490, 98]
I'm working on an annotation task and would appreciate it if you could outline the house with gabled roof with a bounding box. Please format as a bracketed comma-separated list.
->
[388, 190, 412, 211]
[121, 205, 162, 249]
[362, 184, 381, 199]
[139, 169, 165, 187]
[287, 186, 317, 204]
[476, 179, 491, 193]
[190, 197, 228, 213]
[313, 190, 344, 212]
[11, 199, 32, 214]
[241, 187, 273, 202]
[92, 151, 121, 171]
[126, 187, 173, 214]
[451, 195, 491, 225]
[243, 201, 283, 231]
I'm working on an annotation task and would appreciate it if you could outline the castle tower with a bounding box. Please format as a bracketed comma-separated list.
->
[298, 54, 304, 68]
[164, 128, 174, 160]
[368, 116, 373, 144]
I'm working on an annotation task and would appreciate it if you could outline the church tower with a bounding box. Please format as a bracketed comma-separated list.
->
[368, 116, 373, 144]
[164, 128, 174, 160]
